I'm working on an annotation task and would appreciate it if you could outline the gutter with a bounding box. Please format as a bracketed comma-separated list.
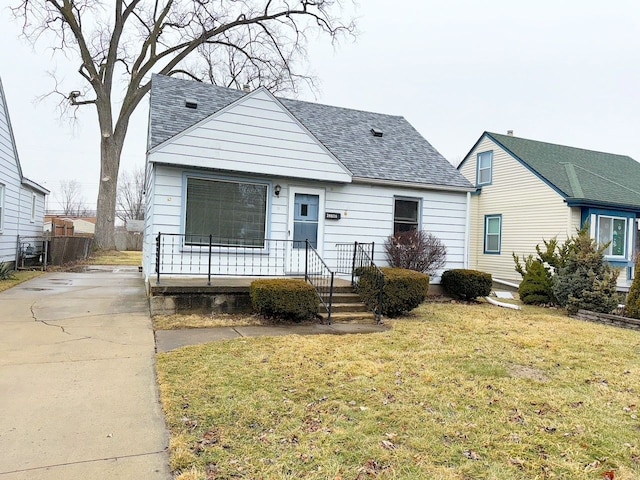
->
[351, 176, 476, 193]
[464, 191, 471, 269]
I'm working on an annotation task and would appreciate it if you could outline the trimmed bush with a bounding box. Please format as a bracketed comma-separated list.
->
[358, 267, 429, 318]
[626, 256, 640, 319]
[250, 279, 319, 322]
[441, 269, 492, 300]
[519, 260, 554, 305]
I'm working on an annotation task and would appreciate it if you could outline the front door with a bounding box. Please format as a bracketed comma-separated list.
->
[287, 187, 325, 273]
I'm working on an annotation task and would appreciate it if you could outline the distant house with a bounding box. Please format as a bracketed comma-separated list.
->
[458, 131, 640, 289]
[142, 74, 474, 284]
[0, 76, 49, 268]
[44, 215, 96, 237]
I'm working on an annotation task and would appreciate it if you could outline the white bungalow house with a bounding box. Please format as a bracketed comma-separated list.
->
[0, 76, 49, 268]
[142, 75, 474, 288]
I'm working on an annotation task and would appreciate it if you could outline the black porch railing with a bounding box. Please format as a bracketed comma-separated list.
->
[155, 233, 337, 322]
[155, 234, 310, 283]
[351, 242, 385, 323]
[305, 242, 335, 324]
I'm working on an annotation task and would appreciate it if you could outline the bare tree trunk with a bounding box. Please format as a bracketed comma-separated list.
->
[95, 136, 122, 250]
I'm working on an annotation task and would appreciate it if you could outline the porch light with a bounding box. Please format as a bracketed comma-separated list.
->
[274, 184, 281, 197]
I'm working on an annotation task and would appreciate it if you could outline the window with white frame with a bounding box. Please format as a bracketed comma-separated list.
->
[0, 184, 4, 232]
[484, 214, 501, 253]
[597, 215, 627, 257]
[184, 177, 268, 246]
[30, 193, 37, 223]
[393, 197, 420, 234]
[477, 151, 493, 185]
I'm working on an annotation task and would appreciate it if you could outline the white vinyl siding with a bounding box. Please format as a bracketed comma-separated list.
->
[143, 165, 468, 282]
[149, 89, 351, 183]
[459, 136, 574, 283]
[0, 84, 46, 264]
[0, 183, 4, 232]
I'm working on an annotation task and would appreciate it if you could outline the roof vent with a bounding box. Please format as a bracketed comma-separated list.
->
[185, 100, 198, 109]
[242, 84, 251, 93]
[370, 128, 383, 137]
[507, 129, 514, 136]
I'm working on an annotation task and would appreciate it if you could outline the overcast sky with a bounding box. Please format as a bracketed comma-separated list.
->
[1, 1, 639, 211]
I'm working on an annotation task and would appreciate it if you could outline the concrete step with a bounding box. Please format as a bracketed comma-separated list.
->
[333, 284, 357, 294]
[331, 302, 368, 313]
[331, 292, 363, 304]
[321, 311, 378, 324]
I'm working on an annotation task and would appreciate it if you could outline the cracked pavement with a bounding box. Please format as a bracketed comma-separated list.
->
[0, 268, 170, 479]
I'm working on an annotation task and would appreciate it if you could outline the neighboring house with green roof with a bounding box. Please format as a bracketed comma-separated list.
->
[458, 131, 640, 290]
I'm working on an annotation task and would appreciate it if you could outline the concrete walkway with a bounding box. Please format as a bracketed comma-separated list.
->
[0, 268, 170, 479]
[156, 322, 390, 353]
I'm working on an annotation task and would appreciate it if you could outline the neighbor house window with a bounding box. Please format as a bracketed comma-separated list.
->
[484, 214, 501, 254]
[597, 215, 627, 258]
[30, 193, 37, 223]
[394, 197, 420, 234]
[0, 184, 4, 232]
[477, 151, 493, 185]
[185, 177, 267, 246]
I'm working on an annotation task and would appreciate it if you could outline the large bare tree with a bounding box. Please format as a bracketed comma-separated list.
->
[11, 0, 355, 249]
[116, 166, 144, 221]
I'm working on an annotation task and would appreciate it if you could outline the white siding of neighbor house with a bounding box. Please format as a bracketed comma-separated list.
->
[142, 164, 468, 283]
[0, 86, 46, 265]
[459, 136, 575, 283]
[148, 88, 352, 183]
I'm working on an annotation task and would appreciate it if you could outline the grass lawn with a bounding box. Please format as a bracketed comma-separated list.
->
[85, 250, 142, 266]
[0, 270, 45, 293]
[157, 303, 640, 480]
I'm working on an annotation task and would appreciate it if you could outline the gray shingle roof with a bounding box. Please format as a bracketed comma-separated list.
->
[148, 74, 472, 189]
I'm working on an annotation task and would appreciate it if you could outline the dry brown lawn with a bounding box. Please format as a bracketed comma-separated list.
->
[157, 303, 640, 480]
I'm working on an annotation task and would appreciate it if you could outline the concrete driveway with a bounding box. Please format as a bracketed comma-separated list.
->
[0, 268, 170, 479]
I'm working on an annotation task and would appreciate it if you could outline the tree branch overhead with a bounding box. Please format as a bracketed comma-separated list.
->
[10, 0, 357, 249]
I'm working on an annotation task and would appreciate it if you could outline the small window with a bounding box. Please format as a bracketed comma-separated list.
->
[30, 193, 37, 223]
[484, 214, 501, 254]
[394, 198, 420, 234]
[477, 151, 493, 185]
[0, 184, 4, 232]
[597, 215, 627, 258]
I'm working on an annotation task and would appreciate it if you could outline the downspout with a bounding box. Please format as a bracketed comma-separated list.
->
[464, 191, 471, 269]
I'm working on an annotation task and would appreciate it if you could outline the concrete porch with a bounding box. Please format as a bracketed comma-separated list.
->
[146, 276, 376, 323]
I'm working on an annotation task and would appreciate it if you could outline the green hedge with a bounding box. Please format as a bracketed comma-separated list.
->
[250, 279, 319, 322]
[358, 267, 430, 318]
[440, 269, 492, 300]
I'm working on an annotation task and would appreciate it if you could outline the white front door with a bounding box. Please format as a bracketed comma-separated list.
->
[286, 186, 325, 274]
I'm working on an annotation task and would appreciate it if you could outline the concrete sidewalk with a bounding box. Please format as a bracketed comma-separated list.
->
[0, 268, 170, 479]
[156, 322, 390, 353]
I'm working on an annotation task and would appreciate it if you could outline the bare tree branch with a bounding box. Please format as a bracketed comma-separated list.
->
[10, 0, 357, 249]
